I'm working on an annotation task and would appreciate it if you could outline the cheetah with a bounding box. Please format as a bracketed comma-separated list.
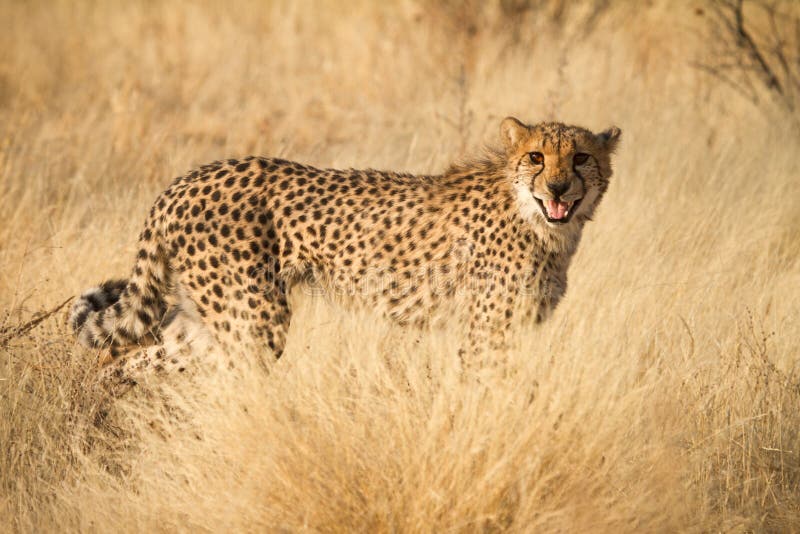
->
[69, 117, 620, 381]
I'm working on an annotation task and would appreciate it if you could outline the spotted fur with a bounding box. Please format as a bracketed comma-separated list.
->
[70, 117, 620, 380]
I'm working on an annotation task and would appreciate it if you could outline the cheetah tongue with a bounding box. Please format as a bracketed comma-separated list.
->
[545, 200, 571, 220]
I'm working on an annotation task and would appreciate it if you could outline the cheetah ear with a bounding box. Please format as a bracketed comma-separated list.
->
[598, 126, 621, 153]
[500, 116, 529, 152]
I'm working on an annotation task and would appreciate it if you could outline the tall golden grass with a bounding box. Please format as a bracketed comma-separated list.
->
[1, 1, 799, 531]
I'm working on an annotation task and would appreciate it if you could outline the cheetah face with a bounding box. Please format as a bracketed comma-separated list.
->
[500, 117, 620, 227]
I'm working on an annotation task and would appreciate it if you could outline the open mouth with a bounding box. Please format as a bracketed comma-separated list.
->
[535, 197, 582, 224]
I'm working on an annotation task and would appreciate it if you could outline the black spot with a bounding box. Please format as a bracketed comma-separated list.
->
[136, 310, 152, 325]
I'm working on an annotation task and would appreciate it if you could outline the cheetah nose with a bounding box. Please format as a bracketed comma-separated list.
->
[547, 181, 570, 198]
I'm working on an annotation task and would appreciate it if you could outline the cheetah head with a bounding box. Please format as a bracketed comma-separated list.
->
[501, 117, 620, 227]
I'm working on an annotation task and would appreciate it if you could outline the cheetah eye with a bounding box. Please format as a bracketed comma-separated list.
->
[529, 152, 544, 165]
[573, 153, 590, 165]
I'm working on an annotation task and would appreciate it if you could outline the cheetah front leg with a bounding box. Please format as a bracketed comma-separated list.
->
[532, 269, 567, 324]
[461, 287, 514, 374]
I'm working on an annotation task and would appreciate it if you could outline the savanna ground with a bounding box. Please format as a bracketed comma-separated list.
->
[2, 1, 800, 532]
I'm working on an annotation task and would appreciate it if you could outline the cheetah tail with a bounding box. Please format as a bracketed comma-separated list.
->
[69, 240, 171, 351]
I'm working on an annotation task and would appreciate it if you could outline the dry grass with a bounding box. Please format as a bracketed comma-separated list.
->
[1, 0, 800, 532]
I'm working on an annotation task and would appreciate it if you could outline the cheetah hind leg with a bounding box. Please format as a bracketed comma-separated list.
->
[97, 307, 214, 396]
[249, 289, 292, 363]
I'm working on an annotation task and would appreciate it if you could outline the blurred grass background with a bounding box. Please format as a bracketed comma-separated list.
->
[1, 0, 799, 531]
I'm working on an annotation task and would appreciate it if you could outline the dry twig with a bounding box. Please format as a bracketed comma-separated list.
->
[0, 297, 73, 348]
